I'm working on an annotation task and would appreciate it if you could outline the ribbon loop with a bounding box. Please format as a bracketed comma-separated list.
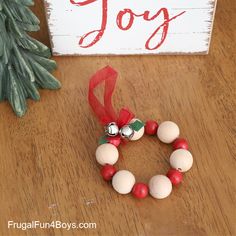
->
[88, 66, 134, 126]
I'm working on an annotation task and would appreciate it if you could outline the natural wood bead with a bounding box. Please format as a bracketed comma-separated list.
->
[149, 175, 172, 199]
[95, 143, 119, 166]
[112, 170, 136, 194]
[157, 121, 180, 144]
[170, 149, 193, 172]
[129, 118, 145, 141]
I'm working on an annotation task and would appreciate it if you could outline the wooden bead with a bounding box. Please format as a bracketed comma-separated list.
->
[167, 169, 183, 185]
[95, 143, 119, 166]
[145, 120, 159, 135]
[170, 149, 193, 172]
[101, 164, 117, 181]
[149, 175, 172, 199]
[112, 170, 135, 194]
[129, 118, 144, 141]
[173, 138, 188, 150]
[132, 183, 149, 199]
[157, 121, 180, 144]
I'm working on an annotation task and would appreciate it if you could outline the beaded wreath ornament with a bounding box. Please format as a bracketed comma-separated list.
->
[88, 66, 193, 199]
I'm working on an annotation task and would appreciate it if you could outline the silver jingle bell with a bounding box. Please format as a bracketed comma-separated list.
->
[105, 122, 119, 137]
[119, 125, 134, 140]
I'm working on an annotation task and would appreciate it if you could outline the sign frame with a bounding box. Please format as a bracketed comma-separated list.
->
[44, 0, 217, 56]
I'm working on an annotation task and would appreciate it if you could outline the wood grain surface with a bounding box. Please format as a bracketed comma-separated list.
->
[0, 0, 235, 235]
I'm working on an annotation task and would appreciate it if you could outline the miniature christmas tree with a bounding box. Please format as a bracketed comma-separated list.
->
[0, 0, 61, 117]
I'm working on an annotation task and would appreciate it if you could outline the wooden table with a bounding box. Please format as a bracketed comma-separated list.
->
[1, 0, 235, 235]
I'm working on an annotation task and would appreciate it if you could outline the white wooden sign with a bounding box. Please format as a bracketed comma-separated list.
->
[44, 0, 217, 55]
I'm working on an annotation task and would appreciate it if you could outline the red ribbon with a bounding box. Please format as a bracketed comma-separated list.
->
[88, 66, 134, 127]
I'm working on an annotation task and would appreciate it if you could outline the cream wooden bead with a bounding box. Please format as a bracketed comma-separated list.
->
[95, 143, 119, 166]
[112, 170, 135, 194]
[157, 121, 180, 143]
[129, 118, 145, 141]
[149, 175, 172, 199]
[170, 149, 193, 172]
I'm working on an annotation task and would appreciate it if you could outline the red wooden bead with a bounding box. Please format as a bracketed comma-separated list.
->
[101, 164, 117, 181]
[132, 183, 149, 199]
[145, 120, 159, 135]
[107, 136, 121, 147]
[173, 138, 188, 150]
[167, 169, 183, 186]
